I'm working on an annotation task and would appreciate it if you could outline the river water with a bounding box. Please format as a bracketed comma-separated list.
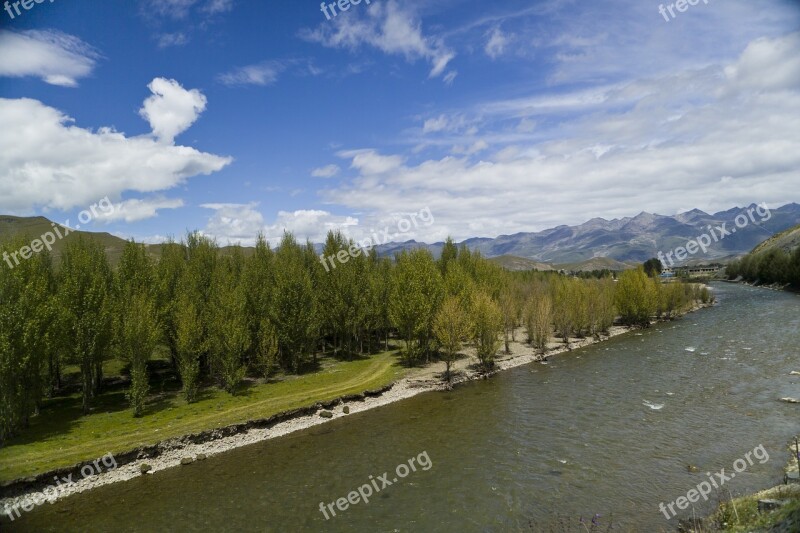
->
[6, 283, 800, 532]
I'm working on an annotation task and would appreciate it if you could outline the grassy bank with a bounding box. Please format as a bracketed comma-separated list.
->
[693, 485, 800, 532]
[0, 351, 406, 482]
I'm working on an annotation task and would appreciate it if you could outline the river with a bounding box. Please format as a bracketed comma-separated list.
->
[6, 283, 800, 532]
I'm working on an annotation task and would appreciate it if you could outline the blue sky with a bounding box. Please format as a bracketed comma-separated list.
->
[1, 0, 799, 245]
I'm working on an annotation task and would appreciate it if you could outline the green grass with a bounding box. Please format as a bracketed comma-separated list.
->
[0, 351, 407, 482]
[702, 485, 800, 532]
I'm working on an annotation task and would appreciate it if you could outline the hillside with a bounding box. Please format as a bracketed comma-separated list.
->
[750, 222, 800, 255]
[0, 215, 143, 266]
[488, 255, 554, 271]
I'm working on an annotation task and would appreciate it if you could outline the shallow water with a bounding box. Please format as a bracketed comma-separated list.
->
[5, 283, 800, 532]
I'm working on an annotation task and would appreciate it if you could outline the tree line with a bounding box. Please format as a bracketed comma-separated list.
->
[725, 245, 800, 287]
[0, 232, 706, 444]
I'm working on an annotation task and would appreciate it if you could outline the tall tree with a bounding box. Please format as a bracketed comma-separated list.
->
[57, 237, 113, 414]
[271, 233, 317, 373]
[209, 252, 249, 394]
[114, 241, 159, 416]
[389, 249, 443, 366]
[433, 296, 471, 382]
[471, 291, 503, 371]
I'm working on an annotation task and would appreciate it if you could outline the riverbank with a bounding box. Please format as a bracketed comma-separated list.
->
[0, 301, 714, 516]
[682, 437, 800, 532]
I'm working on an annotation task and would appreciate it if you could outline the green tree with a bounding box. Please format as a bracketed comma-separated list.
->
[525, 289, 552, 351]
[174, 289, 203, 402]
[615, 267, 658, 327]
[471, 291, 503, 371]
[209, 253, 249, 394]
[271, 233, 317, 373]
[118, 293, 159, 416]
[0, 239, 55, 442]
[643, 258, 663, 278]
[57, 237, 113, 414]
[433, 296, 470, 382]
[439, 236, 458, 275]
[389, 249, 443, 366]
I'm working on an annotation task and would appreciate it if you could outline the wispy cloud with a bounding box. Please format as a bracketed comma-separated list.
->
[217, 61, 284, 86]
[300, 0, 455, 79]
[0, 30, 100, 87]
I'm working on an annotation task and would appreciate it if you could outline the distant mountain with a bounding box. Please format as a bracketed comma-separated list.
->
[376, 203, 800, 267]
[2, 203, 799, 270]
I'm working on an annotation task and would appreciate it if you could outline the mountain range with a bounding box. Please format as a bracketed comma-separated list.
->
[375, 203, 800, 269]
[2, 203, 799, 271]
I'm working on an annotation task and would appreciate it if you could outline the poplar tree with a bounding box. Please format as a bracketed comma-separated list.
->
[57, 237, 113, 414]
[433, 295, 470, 382]
[471, 291, 503, 371]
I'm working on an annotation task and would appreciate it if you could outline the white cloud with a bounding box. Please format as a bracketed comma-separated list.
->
[157, 32, 189, 48]
[217, 62, 283, 86]
[201, 204, 360, 245]
[0, 30, 99, 87]
[139, 78, 208, 143]
[0, 97, 231, 214]
[202, 0, 234, 14]
[339, 149, 405, 175]
[423, 115, 448, 133]
[95, 197, 185, 223]
[311, 164, 341, 178]
[485, 27, 509, 59]
[318, 32, 800, 242]
[452, 140, 488, 155]
[300, 0, 455, 79]
[724, 32, 800, 92]
[144, 0, 198, 19]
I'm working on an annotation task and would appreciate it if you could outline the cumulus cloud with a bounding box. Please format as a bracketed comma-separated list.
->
[139, 78, 208, 143]
[300, 0, 455, 79]
[0, 96, 231, 214]
[201, 204, 360, 245]
[319, 32, 800, 242]
[0, 30, 99, 87]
